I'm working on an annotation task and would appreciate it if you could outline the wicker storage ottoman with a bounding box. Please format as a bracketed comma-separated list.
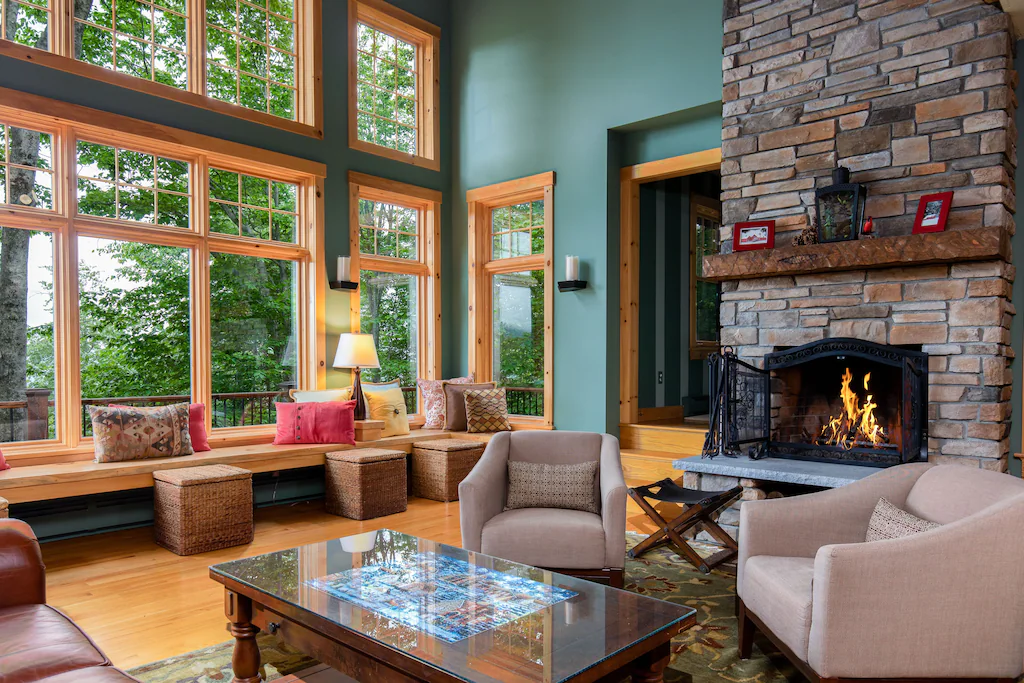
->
[154, 465, 253, 556]
[0, 496, 7, 519]
[411, 439, 485, 502]
[326, 448, 407, 520]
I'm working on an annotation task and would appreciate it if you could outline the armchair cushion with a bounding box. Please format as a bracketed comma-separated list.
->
[506, 460, 599, 513]
[743, 556, 815, 662]
[480, 508, 606, 569]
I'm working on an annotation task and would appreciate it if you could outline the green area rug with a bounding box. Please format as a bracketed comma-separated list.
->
[128, 535, 800, 683]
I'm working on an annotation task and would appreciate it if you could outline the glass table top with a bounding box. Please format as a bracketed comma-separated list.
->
[211, 529, 695, 683]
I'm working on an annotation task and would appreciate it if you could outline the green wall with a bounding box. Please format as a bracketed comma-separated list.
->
[448, 0, 724, 432]
[0, 0, 452, 392]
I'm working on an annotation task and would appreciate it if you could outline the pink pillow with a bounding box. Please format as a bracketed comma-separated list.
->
[189, 403, 211, 452]
[273, 400, 356, 445]
[0, 448, 9, 471]
[111, 402, 210, 452]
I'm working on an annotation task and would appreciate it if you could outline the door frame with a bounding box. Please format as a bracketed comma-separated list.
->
[618, 148, 722, 425]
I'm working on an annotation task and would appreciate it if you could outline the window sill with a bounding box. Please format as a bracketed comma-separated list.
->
[0, 40, 323, 139]
[349, 138, 440, 172]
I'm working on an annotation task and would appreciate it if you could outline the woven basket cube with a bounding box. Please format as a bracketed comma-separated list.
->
[153, 465, 253, 556]
[411, 439, 485, 502]
[326, 448, 407, 520]
[0, 496, 7, 519]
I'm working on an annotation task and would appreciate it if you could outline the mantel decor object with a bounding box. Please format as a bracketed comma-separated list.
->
[815, 167, 865, 244]
[912, 191, 953, 234]
[333, 333, 380, 420]
[733, 220, 775, 251]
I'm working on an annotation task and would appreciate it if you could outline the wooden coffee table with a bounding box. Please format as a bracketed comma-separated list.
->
[210, 529, 696, 683]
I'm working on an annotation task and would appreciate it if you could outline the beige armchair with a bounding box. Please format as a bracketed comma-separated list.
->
[459, 431, 627, 587]
[737, 462, 1024, 683]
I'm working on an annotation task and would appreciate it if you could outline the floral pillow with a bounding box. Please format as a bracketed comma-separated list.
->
[90, 403, 193, 463]
[418, 375, 474, 429]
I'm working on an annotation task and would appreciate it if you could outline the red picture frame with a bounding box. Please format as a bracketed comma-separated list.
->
[733, 220, 775, 251]
[912, 191, 953, 234]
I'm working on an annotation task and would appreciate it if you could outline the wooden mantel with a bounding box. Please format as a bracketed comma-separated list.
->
[703, 226, 1010, 282]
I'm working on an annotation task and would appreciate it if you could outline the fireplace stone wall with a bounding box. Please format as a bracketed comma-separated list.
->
[714, 0, 1018, 472]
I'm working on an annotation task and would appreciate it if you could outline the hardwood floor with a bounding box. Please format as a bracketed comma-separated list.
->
[39, 451, 688, 669]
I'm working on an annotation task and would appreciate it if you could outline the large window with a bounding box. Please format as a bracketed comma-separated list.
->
[348, 172, 440, 417]
[0, 0, 321, 135]
[0, 91, 324, 458]
[467, 172, 553, 427]
[348, 0, 439, 170]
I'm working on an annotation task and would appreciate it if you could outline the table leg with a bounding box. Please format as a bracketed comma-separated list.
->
[629, 641, 671, 683]
[226, 590, 262, 683]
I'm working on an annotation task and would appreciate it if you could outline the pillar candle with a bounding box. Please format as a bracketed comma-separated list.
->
[566, 255, 580, 281]
[337, 256, 351, 281]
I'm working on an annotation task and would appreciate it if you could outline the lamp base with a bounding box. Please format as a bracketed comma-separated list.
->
[352, 367, 366, 420]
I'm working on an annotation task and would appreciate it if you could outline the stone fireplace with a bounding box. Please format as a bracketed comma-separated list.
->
[706, 0, 1018, 474]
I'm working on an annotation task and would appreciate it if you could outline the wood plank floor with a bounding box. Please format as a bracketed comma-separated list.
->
[39, 449, 690, 670]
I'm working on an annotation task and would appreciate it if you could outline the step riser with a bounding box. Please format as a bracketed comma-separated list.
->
[619, 425, 707, 454]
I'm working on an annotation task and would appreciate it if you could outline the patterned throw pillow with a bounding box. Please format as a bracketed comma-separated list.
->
[443, 382, 495, 431]
[506, 460, 600, 514]
[866, 497, 940, 542]
[464, 388, 511, 433]
[364, 387, 410, 437]
[90, 403, 193, 463]
[418, 375, 474, 429]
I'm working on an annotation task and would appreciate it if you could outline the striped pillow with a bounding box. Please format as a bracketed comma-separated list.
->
[464, 388, 511, 433]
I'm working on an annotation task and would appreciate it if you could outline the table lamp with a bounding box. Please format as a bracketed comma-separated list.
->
[333, 333, 380, 420]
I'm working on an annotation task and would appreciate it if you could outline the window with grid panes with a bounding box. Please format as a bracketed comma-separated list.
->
[1, 0, 50, 49]
[206, 0, 298, 120]
[354, 22, 417, 155]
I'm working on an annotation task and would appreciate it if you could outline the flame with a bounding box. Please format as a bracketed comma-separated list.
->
[819, 368, 891, 450]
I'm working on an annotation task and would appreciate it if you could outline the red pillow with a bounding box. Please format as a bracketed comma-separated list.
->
[110, 402, 210, 452]
[0, 448, 10, 472]
[273, 400, 356, 446]
[188, 403, 211, 452]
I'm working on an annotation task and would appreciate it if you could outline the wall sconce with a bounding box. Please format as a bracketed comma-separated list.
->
[330, 255, 358, 290]
[558, 255, 587, 292]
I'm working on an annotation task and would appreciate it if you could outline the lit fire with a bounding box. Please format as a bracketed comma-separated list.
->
[818, 368, 891, 450]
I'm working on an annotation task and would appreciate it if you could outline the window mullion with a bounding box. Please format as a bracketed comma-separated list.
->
[188, 0, 207, 96]
[192, 155, 212, 426]
[58, 126, 82, 448]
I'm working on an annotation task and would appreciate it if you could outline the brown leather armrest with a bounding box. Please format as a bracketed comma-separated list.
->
[0, 519, 46, 607]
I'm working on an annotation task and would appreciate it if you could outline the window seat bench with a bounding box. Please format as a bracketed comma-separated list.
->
[0, 431, 493, 505]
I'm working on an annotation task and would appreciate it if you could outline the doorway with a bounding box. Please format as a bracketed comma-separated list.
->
[619, 149, 721, 450]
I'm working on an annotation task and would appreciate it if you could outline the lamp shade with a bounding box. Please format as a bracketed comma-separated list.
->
[333, 333, 380, 369]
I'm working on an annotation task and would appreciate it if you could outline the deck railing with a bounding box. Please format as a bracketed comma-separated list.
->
[1, 384, 545, 442]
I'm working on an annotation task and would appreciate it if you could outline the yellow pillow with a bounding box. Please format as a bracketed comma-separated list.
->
[364, 386, 410, 437]
[291, 387, 353, 402]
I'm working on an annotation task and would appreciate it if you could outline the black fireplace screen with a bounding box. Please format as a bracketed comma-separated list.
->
[704, 338, 928, 467]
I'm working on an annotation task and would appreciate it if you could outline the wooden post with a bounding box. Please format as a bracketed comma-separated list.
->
[24, 389, 51, 441]
[225, 590, 261, 683]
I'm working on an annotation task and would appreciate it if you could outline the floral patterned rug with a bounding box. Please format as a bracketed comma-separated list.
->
[128, 534, 801, 683]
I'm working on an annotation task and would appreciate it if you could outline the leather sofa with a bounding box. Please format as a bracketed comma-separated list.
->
[0, 519, 139, 683]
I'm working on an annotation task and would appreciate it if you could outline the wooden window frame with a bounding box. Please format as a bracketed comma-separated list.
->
[348, 0, 440, 171]
[0, 0, 324, 138]
[467, 171, 554, 429]
[689, 196, 721, 361]
[348, 171, 441, 421]
[0, 86, 326, 466]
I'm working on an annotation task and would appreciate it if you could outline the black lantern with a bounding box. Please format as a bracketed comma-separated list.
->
[815, 167, 866, 243]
